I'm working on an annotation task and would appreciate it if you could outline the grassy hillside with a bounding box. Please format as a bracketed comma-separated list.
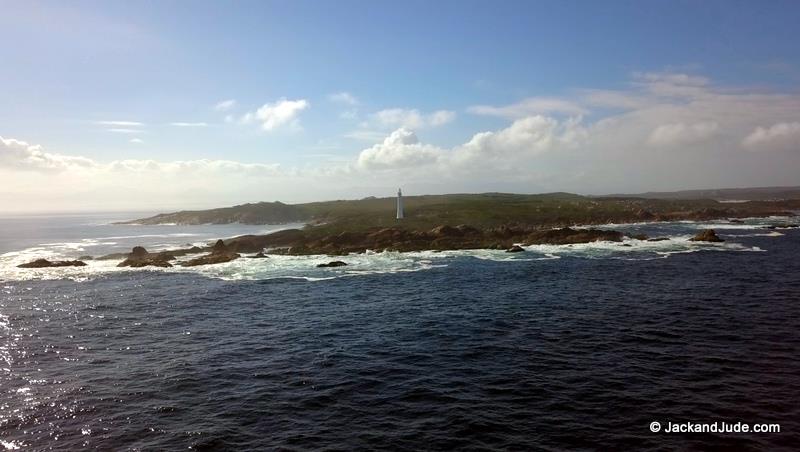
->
[122, 201, 309, 225]
[120, 191, 800, 233]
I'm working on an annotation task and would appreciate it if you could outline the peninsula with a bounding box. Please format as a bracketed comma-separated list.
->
[16, 189, 800, 269]
[112, 190, 799, 258]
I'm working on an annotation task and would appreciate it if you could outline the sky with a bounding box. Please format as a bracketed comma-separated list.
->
[1, 0, 800, 212]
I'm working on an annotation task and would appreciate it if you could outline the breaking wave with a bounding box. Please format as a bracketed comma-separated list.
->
[0, 230, 774, 282]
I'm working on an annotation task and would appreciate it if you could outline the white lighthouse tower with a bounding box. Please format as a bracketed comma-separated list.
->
[396, 188, 404, 219]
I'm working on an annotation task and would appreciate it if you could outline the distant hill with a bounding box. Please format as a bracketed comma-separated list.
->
[122, 201, 309, 225]
[118, 190, 800, 230]
[603, 186, 800, 201]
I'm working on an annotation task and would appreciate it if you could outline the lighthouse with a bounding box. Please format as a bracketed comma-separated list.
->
[396, 188, 404, 219]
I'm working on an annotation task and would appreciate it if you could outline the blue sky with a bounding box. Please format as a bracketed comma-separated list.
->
[1, 1, 800, 211]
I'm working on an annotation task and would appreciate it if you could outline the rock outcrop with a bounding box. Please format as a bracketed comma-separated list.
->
[317, 261, 347, 268]
[181, 240, 240, 267]
[17, 259, 87, 268]
[216, 225, 629, 255]
[506, 245, 525, 253]
[117, 246, 174, 268]
[689, 229, 724, 242]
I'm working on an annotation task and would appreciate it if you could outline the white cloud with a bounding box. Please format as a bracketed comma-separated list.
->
[635, 72, 709, 87]
[375, 109, 424, 128]
[373, 108, 456, 129]
[5, 71, 800, 211]
[1, 136, 285, 176]
[429, 110, 456, 126]
[468, 97, 587, 118]
[647, 121, 719, 147]
[743, 122, 800, 151]
[214, 99, 237, 111]
[355, 116, 585, 172]
[0, 135, 305, 211]
[356, 128, 443, 170]
[107, 128, 143, 134]
[1, 136, 95, 171]
[632, 72, 711, 99]
[170, 122, 208, 127]
[130, 138, 143, 144]
[241, 98, 310, 131]
[455, 115, 586, 163]
[94, 120, 144, 127]
[328, 92, 359, 105]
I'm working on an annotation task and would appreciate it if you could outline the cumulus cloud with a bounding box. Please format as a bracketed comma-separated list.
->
[468, 97, 587, 118]
[0, 135, 282, 176]
[373, 108, 456, 129]
[130, 138, 143, 144]
[241, 99, 309, 131]
[355, 116, 585, 172]
[214, 99, 237, 111]
[647, 121, 719, 146]
[743, 122, 800, 151]
[5, 71, 800, 211]
[329, 92, 359, 105]
[1, 136, 96, 171]
[356, 128, 443, 170]
[0, 135, 313, 211]
[455, 116, 586, 163]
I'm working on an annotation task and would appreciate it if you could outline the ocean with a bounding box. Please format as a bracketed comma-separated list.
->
[1, 213, 798, 450]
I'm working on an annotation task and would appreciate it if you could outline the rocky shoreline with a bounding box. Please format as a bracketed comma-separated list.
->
[18, 217, 797, 269]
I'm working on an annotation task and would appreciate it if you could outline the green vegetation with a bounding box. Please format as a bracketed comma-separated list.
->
[121, 191, 800, 236]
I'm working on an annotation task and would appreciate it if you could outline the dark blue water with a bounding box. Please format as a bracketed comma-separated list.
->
[2, 229, 799, 450]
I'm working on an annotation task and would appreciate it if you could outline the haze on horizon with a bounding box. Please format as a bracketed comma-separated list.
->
[2, 0, 800, 213]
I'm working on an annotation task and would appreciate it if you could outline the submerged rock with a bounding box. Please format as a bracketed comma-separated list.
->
[18, 259, 87, 268]
[248, 252, 269, 258]
[118, 246, 174, 268]
[689, 229, 724, 242]
[316, 261, 347, 268]
[647, 237, 670, 242]
[506, 245, 525, 253]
